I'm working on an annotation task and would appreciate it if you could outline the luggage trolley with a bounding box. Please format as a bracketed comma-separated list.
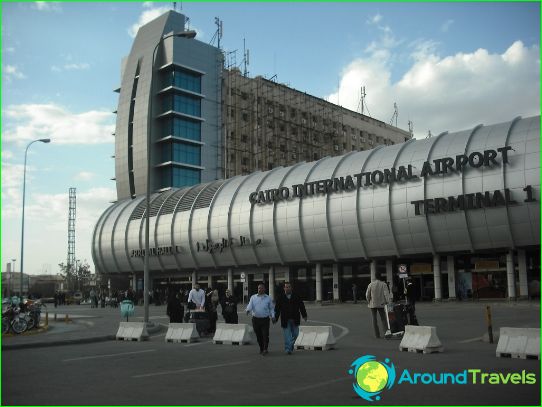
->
[384, 301, 408, 339]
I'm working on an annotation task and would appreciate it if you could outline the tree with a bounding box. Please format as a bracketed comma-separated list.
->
[58, 260, 91, 292]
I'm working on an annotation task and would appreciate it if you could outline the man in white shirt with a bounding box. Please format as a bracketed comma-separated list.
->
[366, 273, 391, 338]
[188, 284, 205, 310]
[246, 284, 275, 355]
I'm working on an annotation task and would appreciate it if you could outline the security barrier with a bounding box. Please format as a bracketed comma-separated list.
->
[294, 326, 336, 351]
[213, 323, 253, 345]
[165, 323, 200, 343]
[496, 327, 540, 360]
[399, 325, 443, 354]
[115, 322, 149, 341]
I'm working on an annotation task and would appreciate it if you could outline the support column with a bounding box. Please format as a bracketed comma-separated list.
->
[507, 250, 517, 300]
[315, 263, 323, 302]
[284, 267, 291, 283]
[191, 271, 197, 289]
[518, 249, 528, 299]
[447, 256, 456, 300]
[268, 266, 275, 300]
[332, 263, 340, 302]
[227, 268, 233, 292]
[132, 274, 137, 290]
[370, 260, 377, 282]
[207, 273, 213, 289]
[385, 259, 393, 292]
[433, 254, 442, 301]
[243, 273, 254, 304]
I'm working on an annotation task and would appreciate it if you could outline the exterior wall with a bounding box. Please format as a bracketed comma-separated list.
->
[114, 11, 222, 200]
[222, 69, 411, 178]
[93, 116, 540, 274]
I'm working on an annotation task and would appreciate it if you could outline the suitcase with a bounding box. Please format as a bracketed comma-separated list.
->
[189, 310, 210, 336]
[384, 302, 407, 339]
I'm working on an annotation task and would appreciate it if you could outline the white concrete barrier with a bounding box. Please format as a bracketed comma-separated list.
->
[399, 325, 443, 354]
[294, 326, 336, 351]
[213, 323, 253, 345]
[496, 327, 540, 360]
[115, 321, 149, 341]
[165, 323, 200, 343]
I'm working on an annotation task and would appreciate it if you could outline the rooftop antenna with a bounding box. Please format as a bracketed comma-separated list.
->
[426, 130, 433, 139]
[389, 102, 398, 127]
[357, 86, 367, 115]
[173, 2, 176, 11]
[212, 17, 223, 49]
[243, 38, 250, 77]
[408, 120, 414, 137]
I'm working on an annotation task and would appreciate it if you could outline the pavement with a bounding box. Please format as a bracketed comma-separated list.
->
[2, 300, 540, 405]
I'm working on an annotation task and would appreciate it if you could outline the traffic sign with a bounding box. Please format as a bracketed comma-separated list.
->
[398, 264, 408, 278]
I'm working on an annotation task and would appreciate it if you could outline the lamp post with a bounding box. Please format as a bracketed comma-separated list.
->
[144, 30, 196, 324]
[20, 138, 51, 298]
[10, 259, 16, 297]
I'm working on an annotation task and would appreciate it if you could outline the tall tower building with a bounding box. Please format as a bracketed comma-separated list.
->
[114, 11, 223, 201]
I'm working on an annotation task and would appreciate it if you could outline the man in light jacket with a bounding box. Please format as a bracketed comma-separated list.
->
[366, 273, 391, 338]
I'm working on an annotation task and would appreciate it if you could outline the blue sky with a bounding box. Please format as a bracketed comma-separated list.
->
[2, 1, 540, 276]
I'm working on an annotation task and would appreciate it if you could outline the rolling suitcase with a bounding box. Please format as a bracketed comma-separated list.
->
[189, 310, 211, 336]
[384, 302, 407, 339]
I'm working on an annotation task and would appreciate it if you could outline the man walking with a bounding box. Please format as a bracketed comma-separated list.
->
[273, 282, 307, 355]
[246, 284, 275, 355]
[365, 273, 391, 338]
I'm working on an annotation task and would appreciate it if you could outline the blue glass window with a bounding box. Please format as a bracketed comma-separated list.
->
[162, 94, 201, 117]
[162, 142, 201, 166]
[162, 117, 201, 141]
[161, 68, 201, 93]
[161, 167, 201, 188]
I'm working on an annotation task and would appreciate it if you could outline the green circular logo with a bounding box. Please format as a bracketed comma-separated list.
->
[356, 361, 389, 393]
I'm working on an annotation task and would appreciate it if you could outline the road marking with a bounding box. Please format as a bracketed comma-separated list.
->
[306, 319, 350, 341]
[62, 349, 156, 362]
[280, 377, 350, 394]
[132, 360, 251, 378]
[458, 336, 483, 344]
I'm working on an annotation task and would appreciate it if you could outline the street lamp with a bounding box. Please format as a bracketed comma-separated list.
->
[10, 259, 16, 297]
[144, 30, 196, 324]
[20, 138, 51, 297]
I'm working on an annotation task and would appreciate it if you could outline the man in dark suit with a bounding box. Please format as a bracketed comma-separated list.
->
[273, 282, 308, 355]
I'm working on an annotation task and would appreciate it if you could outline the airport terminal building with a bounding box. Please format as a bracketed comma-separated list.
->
[92, 115, 540, 302]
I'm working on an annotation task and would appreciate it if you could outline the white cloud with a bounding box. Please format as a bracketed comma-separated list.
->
[441, 19, 454, 33]
[368, 13, 383, 25]
[327, 40, 540, 138]
[128, 5, 171, 38]
[33, 2, 62, 12]
[5, 47, 15, 53]
[1, 186, 116, 274]
[51, 63, 90, 72]
[3, 103, 115, 145]
[4, 65, 26, 81]
[75, 171, 95, 181]
[2, 150, 14, 160]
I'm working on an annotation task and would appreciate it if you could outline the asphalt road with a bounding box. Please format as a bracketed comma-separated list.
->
[2, 301, 540, 405]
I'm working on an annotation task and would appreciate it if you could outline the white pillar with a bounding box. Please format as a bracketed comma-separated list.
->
[332, 263, 340, 302]
[370, 260, 377, 282]
[447, 256, 456, 300]
[268, 266, 275, 300]
[284, 267, 291, 283]
[207, 273, 213, 289]
[507, 250, 517, 300]
[132, 274, 137, 290]
[518, 249, 528, 299]
[433, 254, 442, 301]
[191, 271, 197, 289]
[227, 268, 233, 292]
[315, 263, 322, 302]
[385, 259, 393, 291]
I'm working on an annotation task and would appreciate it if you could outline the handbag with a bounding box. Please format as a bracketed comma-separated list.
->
[187, 301, 196, 310]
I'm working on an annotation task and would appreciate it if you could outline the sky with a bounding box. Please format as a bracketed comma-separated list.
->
[1, 1, 540, 276]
